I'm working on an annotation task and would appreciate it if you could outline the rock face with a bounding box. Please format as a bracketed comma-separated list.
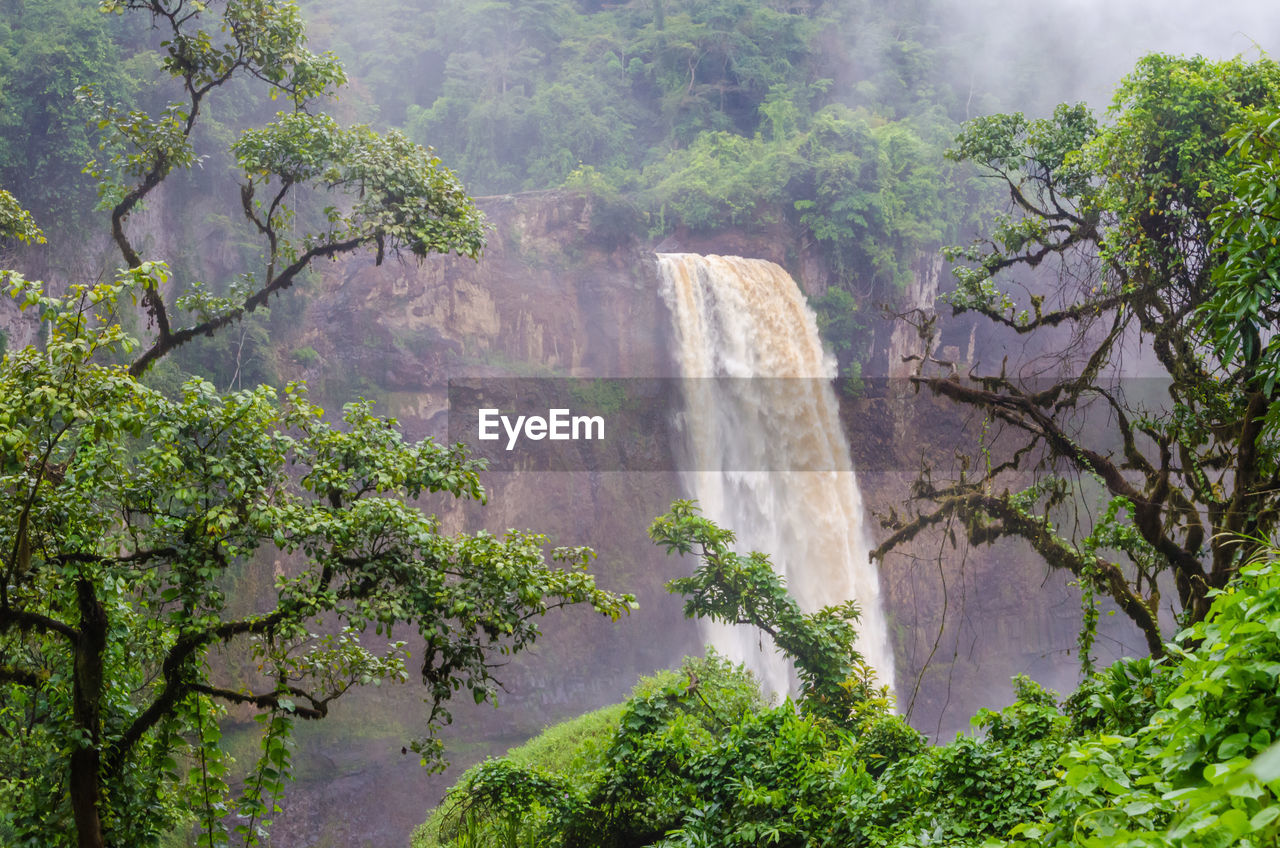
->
[262, 191, 702, 847]
[885, 251, 942, 379]
[0, 187, 1130, 846]
[255, 188, 1145, 845]
[299, 192, 670, 393]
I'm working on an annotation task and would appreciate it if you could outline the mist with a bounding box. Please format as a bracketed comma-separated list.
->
[937, 0, 1280, 116]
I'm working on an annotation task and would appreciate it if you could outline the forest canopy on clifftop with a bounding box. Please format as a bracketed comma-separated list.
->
[302, 0, 976, 291]
[0, 0, 981, 300]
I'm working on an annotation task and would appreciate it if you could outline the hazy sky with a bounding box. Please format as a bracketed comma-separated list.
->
[939, 0, 1280, 115]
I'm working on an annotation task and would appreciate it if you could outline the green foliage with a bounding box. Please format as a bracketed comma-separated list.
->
[234, 112, 484, 260]
[1203, 106, 1280, 411]
[642, 129, 800, 231]
[291, 345, 320, 366]
[580, 654, 768, 846]
[413, 701, 628, 848]
[416, 553, 1280, 847]
[0, 272, 634, 846]
[398, 0, 826, 195]
[887, 55, 1280, 657]
[853, 687, 1070, 846]
[809, 284, 866, 378]
[1065, 655, 1167, 739]
[849, 710, 925, 776]
[0, 0, 133, 232]
[643, 102, 962, 292]
[504, 703, 627, 779]
[566, 378, 629, 415]
[650, 705, 851, 848]
[0, 188, 44, 244]
[1005, 550, 1280, 847]
[650, 500, 879, 725]
[414, 653, 765, 848]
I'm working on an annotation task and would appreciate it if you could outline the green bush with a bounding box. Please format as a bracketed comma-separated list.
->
[850, 713, 925, 775]
[1008, 552, 1280, 847]
[416, 547, 1280, 848]
[413, 653, 763, 848]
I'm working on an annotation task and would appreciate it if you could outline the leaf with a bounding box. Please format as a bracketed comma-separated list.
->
[1219, 733, 1250, 760]
[1247, 740, 1280, 785]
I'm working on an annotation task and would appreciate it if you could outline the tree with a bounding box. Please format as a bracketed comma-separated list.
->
[650, 500, 877, 724]
[85, 0, 484, 377]
[872, 55, 1280, 660]
[0, 2, 632, 846]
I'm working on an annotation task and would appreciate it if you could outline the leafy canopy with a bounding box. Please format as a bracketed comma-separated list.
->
[79, 0, 484, 376]
[876, 54, 1280, 658]
[0, 2, 631, 847]
[0, 264, 633, 848]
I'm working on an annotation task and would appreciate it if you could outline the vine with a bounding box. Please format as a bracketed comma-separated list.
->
[193, 694, 229, 848]
[235, 705, 294, 847]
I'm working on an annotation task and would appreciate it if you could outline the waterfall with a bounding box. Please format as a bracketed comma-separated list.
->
[657, 253, 895, 698]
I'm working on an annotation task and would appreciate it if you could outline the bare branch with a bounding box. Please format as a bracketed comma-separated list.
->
[189, 683, 327, 720]
[128, 237, 363, 375]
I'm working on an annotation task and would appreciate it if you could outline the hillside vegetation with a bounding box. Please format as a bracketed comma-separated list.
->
[299, 0, 973, 293]
[415, 533, 1280, 848]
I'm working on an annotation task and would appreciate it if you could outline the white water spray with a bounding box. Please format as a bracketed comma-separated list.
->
[657, 253, 895, 698]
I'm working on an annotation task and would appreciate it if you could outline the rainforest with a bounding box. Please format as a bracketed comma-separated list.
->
[3, 1, 1280, 847]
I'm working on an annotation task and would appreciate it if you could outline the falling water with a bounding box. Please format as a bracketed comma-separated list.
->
[657, 253, 895, 698]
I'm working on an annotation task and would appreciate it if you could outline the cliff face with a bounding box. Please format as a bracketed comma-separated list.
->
[885, 251, 942, 379]
[258, 189, 1137, 845]
[263, 192, 700, 847]
[2, 189, 1128, 846]
[298, 192, 669, 394]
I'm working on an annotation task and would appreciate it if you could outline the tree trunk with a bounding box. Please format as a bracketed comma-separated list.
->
[70, 747, 104, 848]
[70, 578, 107, 848]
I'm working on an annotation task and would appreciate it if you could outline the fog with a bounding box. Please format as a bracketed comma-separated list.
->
[938, 0, 1280, 116]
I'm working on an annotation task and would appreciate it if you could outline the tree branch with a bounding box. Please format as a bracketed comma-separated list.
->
[873, 488, 1164, 656]
[0, 663, 46, 688]
[128, 236, 363, 375]
[107, 608, 290, 771]
[0, 608, 80, 642]
[189, 683, 326, 720]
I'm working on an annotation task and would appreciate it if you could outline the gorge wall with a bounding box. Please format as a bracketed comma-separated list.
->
[257, 189, 1137, 846]
[1, 189, 1137, 847]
